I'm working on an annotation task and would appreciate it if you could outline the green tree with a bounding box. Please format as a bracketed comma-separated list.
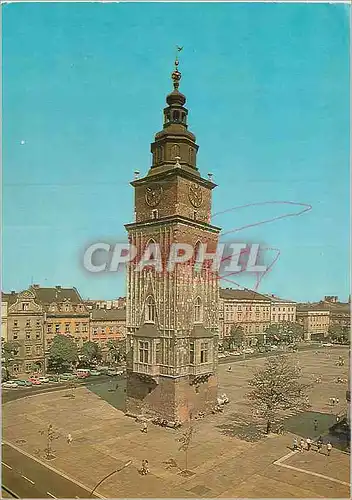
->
[47, 335, 78, 374]
[280, 322, 304, 343]
[265, 322, 304, 345]
[1, 340, 20, 380]
[107, 339, 126, 365]
[247, 355, 311, 434]
[264, 324, 283, 344]
[328, 324, 349, 344]
[229, 325, 245, 349]
[80, 341, 102, 367]
[177, 423, 194, 474]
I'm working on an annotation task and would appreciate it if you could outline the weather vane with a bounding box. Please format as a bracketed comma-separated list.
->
[172, 45, 183, 90]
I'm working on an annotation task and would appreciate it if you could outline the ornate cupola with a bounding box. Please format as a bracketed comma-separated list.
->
[149, 51, 199, 176]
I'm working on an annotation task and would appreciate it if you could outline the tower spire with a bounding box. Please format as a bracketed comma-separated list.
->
[171, 46, 183, 90]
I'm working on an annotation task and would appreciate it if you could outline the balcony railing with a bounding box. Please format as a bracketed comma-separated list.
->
[133, 363, 159, 376]
[189, 363, 213, 376]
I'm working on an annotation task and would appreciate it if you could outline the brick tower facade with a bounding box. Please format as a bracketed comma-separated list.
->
[125, 55, 220, 423]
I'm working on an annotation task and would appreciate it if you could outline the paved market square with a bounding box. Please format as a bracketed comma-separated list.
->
[3, 347, 350, 498]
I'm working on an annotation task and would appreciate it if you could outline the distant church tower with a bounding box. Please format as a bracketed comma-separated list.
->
[125, 54, 220, 423]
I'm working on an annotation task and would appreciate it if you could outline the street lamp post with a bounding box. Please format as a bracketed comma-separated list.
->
[89, 460, 132, 497]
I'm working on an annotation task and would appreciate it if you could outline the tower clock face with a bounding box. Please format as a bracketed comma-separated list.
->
[189, 183, 203, 208]
[145, 184, 163, 207]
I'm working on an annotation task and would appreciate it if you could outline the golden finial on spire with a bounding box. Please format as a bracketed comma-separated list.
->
[172, 46, 183, 90]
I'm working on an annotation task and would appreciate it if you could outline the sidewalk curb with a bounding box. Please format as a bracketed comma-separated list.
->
[2, 441, 106, 499]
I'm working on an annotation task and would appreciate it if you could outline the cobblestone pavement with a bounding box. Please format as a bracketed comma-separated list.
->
[3, 347, 350, 498]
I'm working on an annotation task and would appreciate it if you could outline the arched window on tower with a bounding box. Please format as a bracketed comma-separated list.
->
[182, 112, 186, 123]
[194, 241, 203, 273]
[171, 144, 180, 160]
[194, 296, 203, 323]
[145, 295, 156, 323]
[173, 110, 180, 122]
[189, 147, 194, 165]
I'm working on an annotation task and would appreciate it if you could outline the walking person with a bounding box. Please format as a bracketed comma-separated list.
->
[141, 421, 148, 433]
[67, 433, 73, 445]
[300, 438, 305, 452]
[306, 437, 312, 451]
[317, 437, 323, 453]
[326, 441, 332, 456]
[313, 419, 318, 432]
[293, 438, 298, 451]
[141, 459, 149, 475]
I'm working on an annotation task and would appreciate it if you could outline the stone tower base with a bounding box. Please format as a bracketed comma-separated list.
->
[126, 372, 218, 423]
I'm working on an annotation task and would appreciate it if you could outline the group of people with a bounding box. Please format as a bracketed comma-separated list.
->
[293, 436, 333, 456]
[329, 397, 340, 406]
[140, 459, 149, 475]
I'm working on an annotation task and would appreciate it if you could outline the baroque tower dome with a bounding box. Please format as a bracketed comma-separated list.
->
[149, 54, 199, 176]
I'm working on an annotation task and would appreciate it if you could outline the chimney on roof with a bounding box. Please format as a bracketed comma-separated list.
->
[32, 284, 40, 289]
[11, 290, 16, 295]
[324, 295, 338, 303]
[56, 286, 62, 291]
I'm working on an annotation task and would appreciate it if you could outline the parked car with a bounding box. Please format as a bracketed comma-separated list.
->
[28, 377, 41, 385]
[232, 351, 242, 356]
[89, 370, 101, 376]
[38, 376, 50, 383]
[76, 369, 90, 378]
[48, 375, 60, 383]
[108, 369, 124, 376]
[270, 345, 278, 350]
[16, 379, 33, 387]
[60, 373, 76, 380]
[322, 342, 333, 347]
[2, 380, 18, 388]
[243, 348, 254, 354]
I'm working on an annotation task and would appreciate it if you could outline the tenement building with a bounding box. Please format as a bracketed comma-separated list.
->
[30, 285, 90, 352]
[90, 308, 127, 361]
[219, 288, 271, 345]
[5, 290, 45, 376]
[267, 294, 297, 323]
[125, 57, 220, 422]
[296, 303, 330, 340]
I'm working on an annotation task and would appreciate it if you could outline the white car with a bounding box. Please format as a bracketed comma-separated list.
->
[2, 380, 18, 388]
[322, 343, 333, 347]
[232, 351, 242, 356]
[243, 348, 254, 354]
[38, 376, 50, 383]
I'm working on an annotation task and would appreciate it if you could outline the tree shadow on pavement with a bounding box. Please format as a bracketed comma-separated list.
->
[216, 412, 265, 442]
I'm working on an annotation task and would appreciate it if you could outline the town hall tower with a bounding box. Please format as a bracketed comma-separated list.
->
[125, 55, 220, 423]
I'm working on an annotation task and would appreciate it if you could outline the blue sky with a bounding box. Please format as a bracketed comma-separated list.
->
[2, 2, 350, 302]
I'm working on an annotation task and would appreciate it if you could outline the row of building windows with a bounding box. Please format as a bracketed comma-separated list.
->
[272, 306, 295, 312]
[224, 312, 271, 321]
[145, 296, 203, 323]
[10, 345, 42, 357]
[224, 305, 271, 312]
[92, 327, 122, 335]
[17, 302, 86, 313]
[13, 319, 41, 328]
[225, 323, 264, 334]
[12, 362, 43, 373]
[272, 314, 295, 322]
[47, 323, 89, 334]
[12, 332, 41, 340]
[138, 340, 209, 365]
